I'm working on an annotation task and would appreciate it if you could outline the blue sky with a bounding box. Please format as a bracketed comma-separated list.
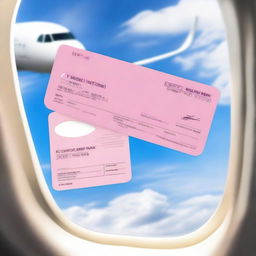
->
[16, 0, 230, 237]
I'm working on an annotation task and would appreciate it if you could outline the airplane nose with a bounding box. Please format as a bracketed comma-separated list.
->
[74, 40, 85, 50]
[63, 40, 85, 50]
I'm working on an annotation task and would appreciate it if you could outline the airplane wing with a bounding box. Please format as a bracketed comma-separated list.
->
[133, 17, 198, 66]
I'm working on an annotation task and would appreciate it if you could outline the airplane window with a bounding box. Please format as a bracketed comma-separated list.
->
[37, 34, 44, 42]
[15, 0, 230, 238]
[44, 34, 52, 43]
[52, 32, 75, 41]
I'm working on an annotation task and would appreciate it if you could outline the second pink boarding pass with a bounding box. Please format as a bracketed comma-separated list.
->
[45, 45, 220, 156]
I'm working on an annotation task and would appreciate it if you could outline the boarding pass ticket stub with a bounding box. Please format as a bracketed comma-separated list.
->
[49, 112, 131, 190]
[45, 45, 220, 156]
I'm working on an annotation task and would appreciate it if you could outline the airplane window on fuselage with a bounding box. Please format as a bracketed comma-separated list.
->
[52, 32, 75, 41]
[37, 34, 44, 42]
[44, 34, 52, 43]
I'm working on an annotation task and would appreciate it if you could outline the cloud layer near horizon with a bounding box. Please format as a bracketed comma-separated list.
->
[63, 189, 220, 237]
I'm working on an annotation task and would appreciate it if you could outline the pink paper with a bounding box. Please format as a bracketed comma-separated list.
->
[49, 112, 131, 190]
[45, 45, 220, 156]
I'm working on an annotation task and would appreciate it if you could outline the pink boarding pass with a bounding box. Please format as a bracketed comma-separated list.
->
[48, 112, 131, 190]
[45, 45, 220, 156]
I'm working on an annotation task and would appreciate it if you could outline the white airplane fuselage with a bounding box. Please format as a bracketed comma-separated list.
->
[14, 22, 85, 73]
[14, 20, 197, 73]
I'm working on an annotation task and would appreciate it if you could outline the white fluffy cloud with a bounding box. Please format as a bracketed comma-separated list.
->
[63, 189, 220, 237]
[18, 72, 42, 94]
[40, 163, 51, 170]
[121, 0, 230, 104]
[174, 41, 230, 104]
[122, 0, 223, 37]
[56, 4, 87, 35]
